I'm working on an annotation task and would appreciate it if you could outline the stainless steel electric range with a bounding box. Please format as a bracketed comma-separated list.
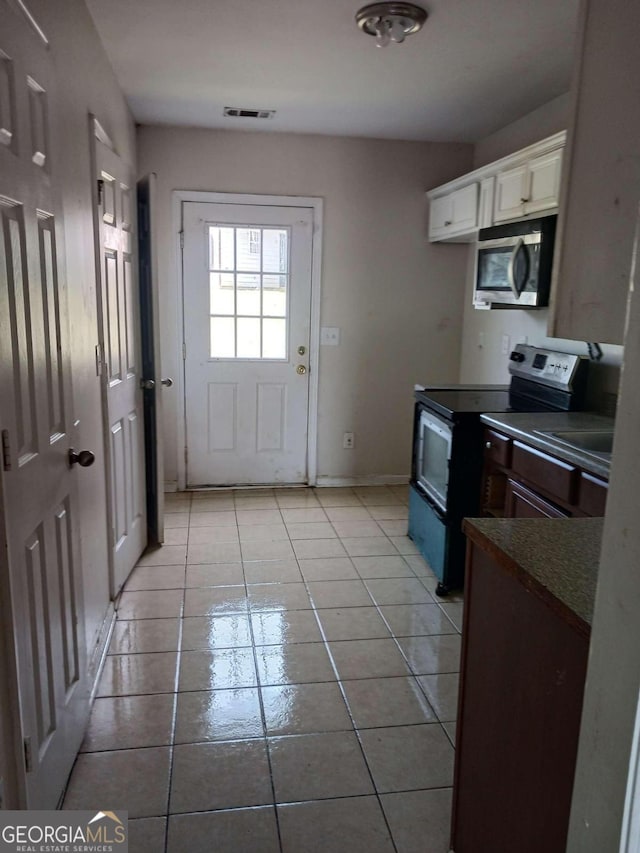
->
[408, 345, 590, 596]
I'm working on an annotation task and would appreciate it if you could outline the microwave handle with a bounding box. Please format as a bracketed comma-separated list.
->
[507, 238, 529, 298]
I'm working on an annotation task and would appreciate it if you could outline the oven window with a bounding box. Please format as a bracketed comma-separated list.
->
[418, 412, 451, 511]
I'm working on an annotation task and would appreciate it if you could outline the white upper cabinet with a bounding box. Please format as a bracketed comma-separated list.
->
[428, 183, 478, 242]
[427, 132, 566, 243]
[494, 148, 563, 223]
[549, 0, 640, 345]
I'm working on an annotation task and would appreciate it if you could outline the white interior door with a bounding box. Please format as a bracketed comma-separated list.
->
[0, 2, 89, 807]
[92, 134, 146, 594]
[183, 202, 313, 486]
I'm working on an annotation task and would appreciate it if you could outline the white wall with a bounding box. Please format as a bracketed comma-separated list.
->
[30, 0, 136, 657]
[137, 127, 473, 484]
[457, 94, 623, 406]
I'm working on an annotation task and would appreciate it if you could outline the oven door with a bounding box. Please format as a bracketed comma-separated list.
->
[416, 409, 452, 513]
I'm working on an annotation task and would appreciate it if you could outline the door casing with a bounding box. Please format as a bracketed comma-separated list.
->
[172, 191, 323, 490]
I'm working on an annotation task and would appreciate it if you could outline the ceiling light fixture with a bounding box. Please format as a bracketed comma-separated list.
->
[355, 2, 427, 48]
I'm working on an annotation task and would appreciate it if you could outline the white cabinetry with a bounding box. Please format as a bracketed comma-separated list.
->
[549, 0, 640, 345]
[427, 132, 565, 244]
[428, 183, 478, 242]
[494, 148, 563, 223]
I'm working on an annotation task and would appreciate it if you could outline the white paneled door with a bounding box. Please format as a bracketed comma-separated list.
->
[0, 2, 89, 807]
[92, 135, 146, 595]
[183, 202, 314, 486]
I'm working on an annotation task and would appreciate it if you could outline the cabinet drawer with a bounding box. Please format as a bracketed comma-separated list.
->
[511, 441, 577, 504]
[578, 472, 608, 516]
[484, 429, 512, 467]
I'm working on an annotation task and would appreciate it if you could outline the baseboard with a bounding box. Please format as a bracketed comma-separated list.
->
[315, 475, 409, 487]
[87, 602, 116, 702]
[164, 480, 178, 493]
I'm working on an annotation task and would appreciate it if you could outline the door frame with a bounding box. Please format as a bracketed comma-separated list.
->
[172, 191, 323, 490]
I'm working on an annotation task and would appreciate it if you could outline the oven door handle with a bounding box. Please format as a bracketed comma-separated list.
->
[507, 238, 528, 299]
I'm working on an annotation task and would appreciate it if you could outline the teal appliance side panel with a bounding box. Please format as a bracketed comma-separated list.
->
[408, 484, 446, 582]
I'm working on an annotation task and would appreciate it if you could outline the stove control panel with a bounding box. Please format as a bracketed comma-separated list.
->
[508, 344, 588, 391]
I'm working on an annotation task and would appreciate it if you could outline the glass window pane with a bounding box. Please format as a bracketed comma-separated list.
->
[210, 317, 235, 358]
[263, 275, 287, 316]
[209, 226, 234, 271]
[263, 229, 288, 273]
[237, 275, 261, 315]
[210, 273, 235, 314]
[236, 228, 261, 271]
[237, 317, 261, 358]
[262, 318, 286, 359]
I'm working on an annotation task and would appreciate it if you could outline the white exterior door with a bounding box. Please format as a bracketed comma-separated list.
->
[93, 136, 146, 594]
[0, 2, 89, 807]
[183, 201, 313, 486]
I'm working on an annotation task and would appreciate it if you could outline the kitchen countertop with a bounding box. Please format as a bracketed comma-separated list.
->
[463, 516, 603, 633]
[480, 410, 615, 479]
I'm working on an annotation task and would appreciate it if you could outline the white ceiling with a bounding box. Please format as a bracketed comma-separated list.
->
[85, 0, 580, 143]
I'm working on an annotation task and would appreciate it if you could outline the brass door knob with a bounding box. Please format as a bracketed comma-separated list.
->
[296, 364, 307, 375]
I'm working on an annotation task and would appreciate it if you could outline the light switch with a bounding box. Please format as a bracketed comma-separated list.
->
[321, 327, 340, 346]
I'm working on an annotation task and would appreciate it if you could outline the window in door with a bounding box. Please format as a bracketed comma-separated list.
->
[208, 225, 289, 360]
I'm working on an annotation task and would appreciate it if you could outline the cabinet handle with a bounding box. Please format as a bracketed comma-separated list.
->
[444, 220, 452, 226]
[520, 197, 530, 203]
[485, 441, 492, 450]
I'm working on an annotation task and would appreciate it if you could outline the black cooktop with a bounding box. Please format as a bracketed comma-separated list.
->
[415, 386, 512, 421]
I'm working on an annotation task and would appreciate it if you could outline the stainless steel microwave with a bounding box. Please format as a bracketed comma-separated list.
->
[473, 215, 557, 309]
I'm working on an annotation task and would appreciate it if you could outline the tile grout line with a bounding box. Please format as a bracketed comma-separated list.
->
[242, 534, 285, 853]
[303, 568, 401, 853]
[163, 496, 190, 853]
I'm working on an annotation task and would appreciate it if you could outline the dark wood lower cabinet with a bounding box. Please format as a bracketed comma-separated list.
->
[451, 544, 589, 853]
[505, 479, 570, 519]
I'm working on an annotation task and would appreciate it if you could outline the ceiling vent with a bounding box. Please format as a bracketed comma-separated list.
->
[224, 107, 276, 119]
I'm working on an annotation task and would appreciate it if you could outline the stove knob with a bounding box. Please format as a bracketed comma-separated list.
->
[509, 351, 525, 363]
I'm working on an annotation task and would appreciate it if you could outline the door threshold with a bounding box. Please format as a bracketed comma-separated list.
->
[186, 483, 310, 492]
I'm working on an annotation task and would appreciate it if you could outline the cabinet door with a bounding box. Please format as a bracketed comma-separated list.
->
[506, 479, 570, 519]
[549, 0, 640, 345]
[526, 148, 563, 215]
[428, 184, 478, 241]
[451, 184, 479, 232]
[429, 194, 454, 240]
[493, 163, 528, 223]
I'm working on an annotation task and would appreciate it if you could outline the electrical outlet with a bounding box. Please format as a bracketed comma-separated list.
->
[343, 432, 354, 449]
[501, 334, 510, 355]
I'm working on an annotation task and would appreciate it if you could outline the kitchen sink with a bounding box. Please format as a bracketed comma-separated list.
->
[535, 429, 614, 457]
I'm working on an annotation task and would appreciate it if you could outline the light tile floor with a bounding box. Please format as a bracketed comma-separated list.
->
[63, 485, 462, 853]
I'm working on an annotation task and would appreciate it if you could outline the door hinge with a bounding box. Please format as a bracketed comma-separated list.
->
[184, 446, 188, 467]
[1, 429, 11, 471]
[179, 231, 184, 249]
[23, 737, 32, 773]
[182, 342, 186, 360]
[97, 179, 104, 206]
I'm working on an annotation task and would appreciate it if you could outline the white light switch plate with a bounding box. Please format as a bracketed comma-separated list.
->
[321, 327, 340, 346]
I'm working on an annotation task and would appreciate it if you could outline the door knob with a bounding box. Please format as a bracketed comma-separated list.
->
[140, 378, 155, 390]
[161, 378, 174, 387]
[69, 449, 95, 468]
[296, 364, 307, 375]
